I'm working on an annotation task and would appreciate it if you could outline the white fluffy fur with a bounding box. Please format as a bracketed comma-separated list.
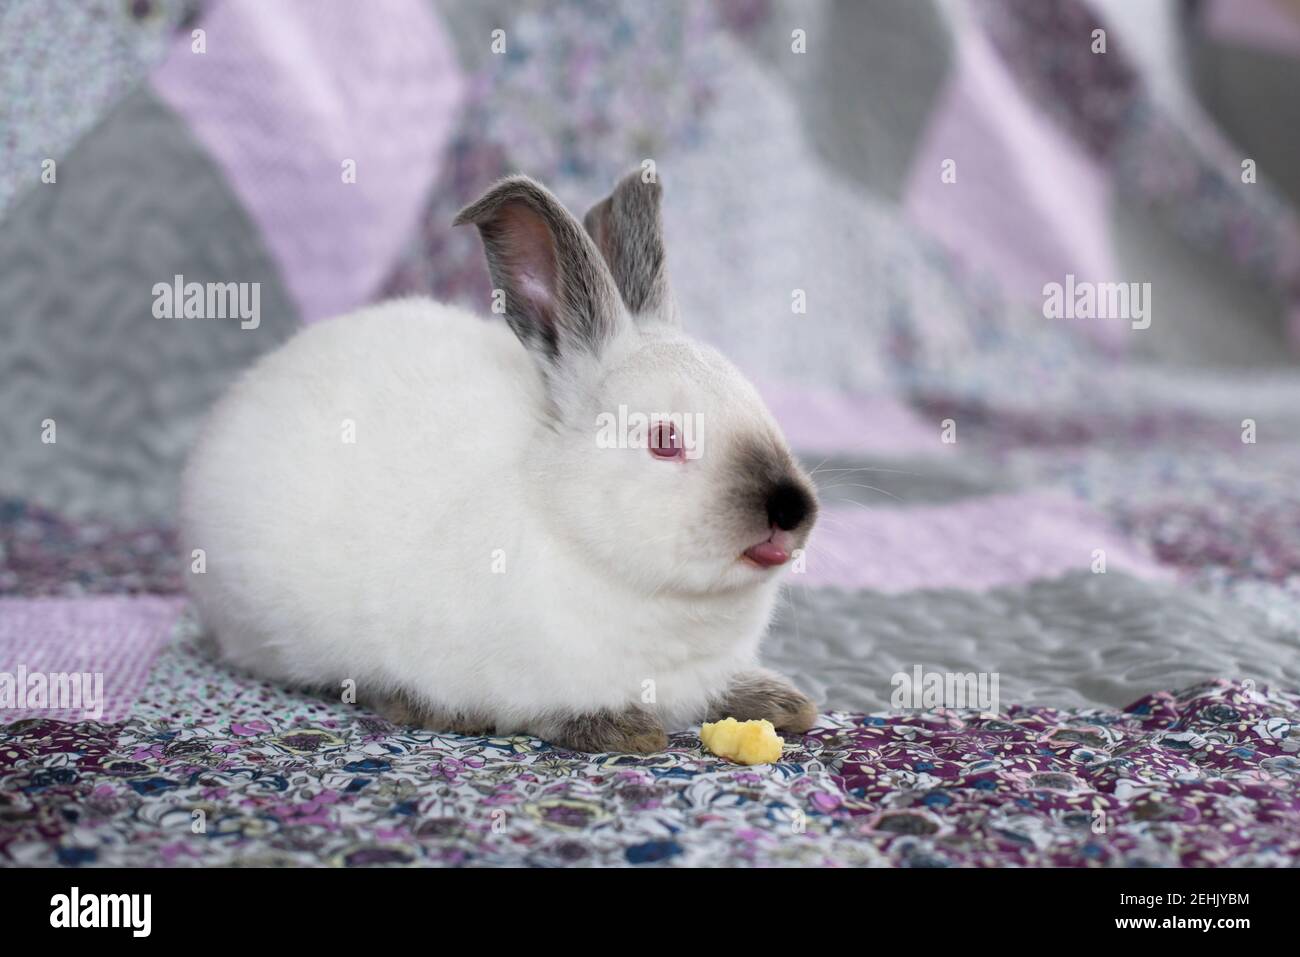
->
[180, 296, 807, 736]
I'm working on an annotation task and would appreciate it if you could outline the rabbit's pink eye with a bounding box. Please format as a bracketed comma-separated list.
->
[649, 422, 684, 460]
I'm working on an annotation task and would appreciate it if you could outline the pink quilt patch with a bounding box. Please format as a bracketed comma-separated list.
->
[150, 0, 466, 323]
[803, 491, 1171, 593]
[759, 382, 942, 457]
[902, 27, 1120, 350]
[1204, 0, 1300, 57]
[0, 596, 184, 723]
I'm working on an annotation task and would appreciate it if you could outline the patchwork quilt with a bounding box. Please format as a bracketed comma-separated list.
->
[3, 0, 1300, 867]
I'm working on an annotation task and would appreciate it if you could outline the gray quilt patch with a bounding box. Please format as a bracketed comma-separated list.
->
[806, 453, 1010, 506]
[740, 0, 953, 202]
[0, 88, 298, 525]
[763, 570, 1300, 712]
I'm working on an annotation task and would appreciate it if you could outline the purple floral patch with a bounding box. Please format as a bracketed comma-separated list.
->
[1, 638, 1295, 867]
[0, 499, 182, 597]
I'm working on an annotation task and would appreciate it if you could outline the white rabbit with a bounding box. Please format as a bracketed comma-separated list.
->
[179, 172, 819, 753]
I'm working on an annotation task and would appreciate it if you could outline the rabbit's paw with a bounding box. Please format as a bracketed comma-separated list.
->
[370, 693, 496, 736]
[547, 705, 668, 754]
[708, 669, 818, 733]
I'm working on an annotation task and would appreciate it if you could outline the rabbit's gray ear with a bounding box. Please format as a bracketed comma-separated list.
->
[455, 176, 627, 377]
[583, 171, 677, 325]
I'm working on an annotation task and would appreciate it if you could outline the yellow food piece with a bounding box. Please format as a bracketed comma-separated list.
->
[699, 717, 784, 765]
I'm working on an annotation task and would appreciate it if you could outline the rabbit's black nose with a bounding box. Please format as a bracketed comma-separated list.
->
[766, 481, 814, 531]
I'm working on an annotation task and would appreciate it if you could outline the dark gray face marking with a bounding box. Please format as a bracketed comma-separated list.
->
[727, 437, 819, 535]
[583, 170, 676, 323]
[766, 481, 814, 531]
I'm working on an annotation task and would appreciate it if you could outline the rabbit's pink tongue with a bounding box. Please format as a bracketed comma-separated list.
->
[744, 542, 789, 568]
